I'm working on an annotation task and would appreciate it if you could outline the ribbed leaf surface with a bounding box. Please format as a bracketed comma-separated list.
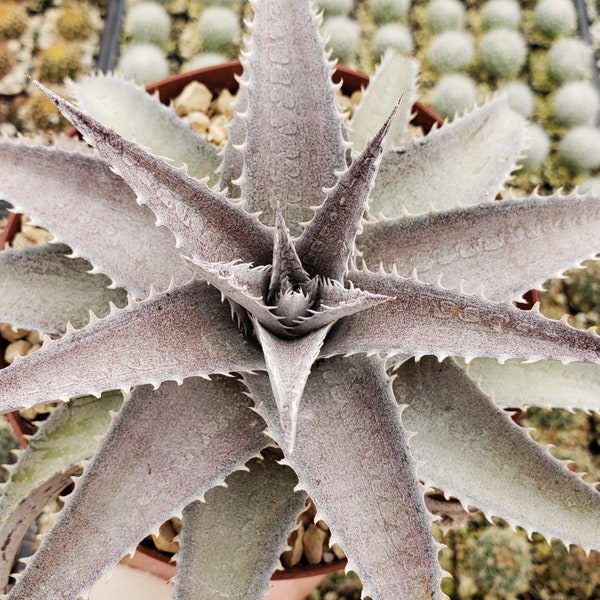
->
[0, 393, 122, 590]
[396, 357, 600, 551]
[240, 0, 347, 230]
[0, 139, 190, 297]
[37, 82, 274, 267]
[70, 74, 221, 185]
[7, 377, 268, 600]
[323, 269, 600, 364]
[246, 356, 444, 600]
[176, 453, 306, 600]
[461, 357, 600, 411]
[0, 245, 127, 334]
[0, 282, 264, 411]
[357, 193, 600, 301]
[348, 52, 417, 152]
[369, 96, 524, 216]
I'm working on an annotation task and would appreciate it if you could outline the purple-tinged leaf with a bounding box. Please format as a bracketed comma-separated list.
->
[297, 104, 396, 281]
[7, 377, 268, 600]
[246, 356, 444, 600]
[180, 258, 287, 337]
[460, 358, 600, 411]
[0, 281, 264, 412]
[396, 357, 600, 551]
[35, 82, 273, 267]
[348, 52, 418, 152]
[0, 394, 123, 590]
[254, 320, 330, 453]
[0, 466, 80, 593]
[69, 74, 221, 185]
[322, 269, 600, 364]
[0, 139, 190, 297]
[176, 452, 307, 600]
[369, 96, 524, 216]
[293, 279, 391, 337]
[357, 193, 600, 302]
[268, 211, 311, 301]
[0, 245, 127, 334]
[240, 0, 348, 231]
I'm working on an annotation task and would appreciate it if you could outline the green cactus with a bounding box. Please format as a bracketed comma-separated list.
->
[499, 81, 535, 118]
[427, 30, 475, 73]
[0, 41, 15, 78]
[369, 0, 411, 24]
[125, 1, 171, 45]
[429, 73, 477, 118]
[372, 24, 414, 59]
[533, 0, 577, 38]
[321, 16, 361, 63]
[0, 2, 28, 39]
[547, 38, 594, 84]
[480, 0, 521, 30]
[314, 0, 353, 16]
[558, 126, 600, 173]
[520, 123, 549, 169]
[55, 4, 95, 41]
[117, 43, 169, 85]
[552, 81, 600, 128]
[424, 0, 466, 32]
[470, 528, 532, 599]
[38, 42, 81, 83]
[198, 6, 241, 54]
[478, 29, 527, 79]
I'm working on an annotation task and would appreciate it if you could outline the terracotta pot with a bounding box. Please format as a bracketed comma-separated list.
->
[0, 61, 442, 599]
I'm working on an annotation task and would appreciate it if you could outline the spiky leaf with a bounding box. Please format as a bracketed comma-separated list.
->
[0, 139, 190, 297]
[176, 453, 306, 600]
[396, 357, 600, 551]
[0, 282, 264, 411]
[368, 96, 524, 216]
[357, 193, 600, 301]
[70, 74, 221, 185]
[240, 0, 348, 230]
[246, 356, 444, 600]
[0, 245, 127, 334]
[7, 377, 268, 600]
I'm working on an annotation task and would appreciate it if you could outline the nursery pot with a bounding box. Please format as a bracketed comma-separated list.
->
[0, 61, 443, 600]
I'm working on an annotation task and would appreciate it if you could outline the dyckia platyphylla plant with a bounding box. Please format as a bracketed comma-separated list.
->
[0, 0, 600, 598]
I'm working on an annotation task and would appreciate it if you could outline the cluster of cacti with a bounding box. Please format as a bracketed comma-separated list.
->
[118, 1, 172, 85]
[470, 528, 532, 599]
